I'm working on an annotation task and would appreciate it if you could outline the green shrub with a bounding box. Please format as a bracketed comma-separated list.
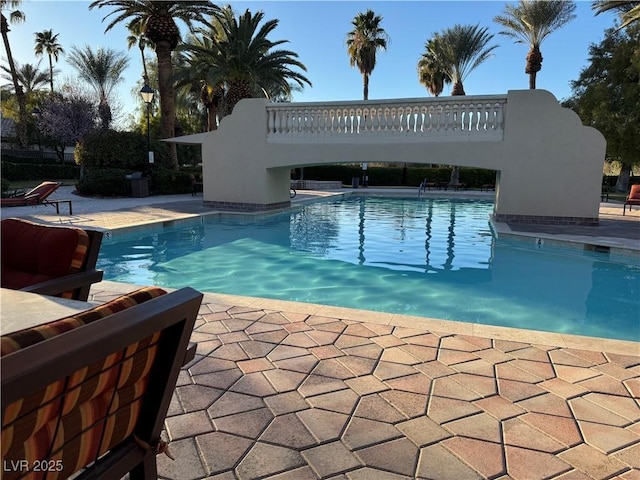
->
[149, 168, 194, 195]
[1, 177, 10, 196]
[76, 168, 130, 197]
[76, 130, 167, 171]
[0, 161, 80, 181]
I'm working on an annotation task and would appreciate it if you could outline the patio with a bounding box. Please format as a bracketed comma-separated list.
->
[2, 187, 639, 479]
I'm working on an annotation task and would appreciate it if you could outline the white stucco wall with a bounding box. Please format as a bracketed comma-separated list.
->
[199, 90, 605, 222]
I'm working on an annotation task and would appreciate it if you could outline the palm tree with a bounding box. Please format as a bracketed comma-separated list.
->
[1, 60, 49, 93]
[88, 0, 220, 169]
[494, 0, 576, 90]
[126, 20, 153, 84]
[346, 9, 389, 100]
[592, 0, 640, 29]
[1, 0, 28, 146]
[179, 6, 311, 118]
[417, 38, 451, 97]
[34, 29, 65, 92]
[66, 45, 129, 130]
[423, 24, 498, 96]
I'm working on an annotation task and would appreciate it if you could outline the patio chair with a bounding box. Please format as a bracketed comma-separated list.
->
[0, 181, 61, 208]
[1, 286, 203, 480]
[1, 218, 104, 301]
[623, 184, 640, 215]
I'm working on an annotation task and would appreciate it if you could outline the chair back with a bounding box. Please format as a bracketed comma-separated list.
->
[25, 181, 62, 202]
[629, 184, 640, 199]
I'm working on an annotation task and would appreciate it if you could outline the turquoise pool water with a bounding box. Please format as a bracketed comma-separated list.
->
[98, 196, 640, 342]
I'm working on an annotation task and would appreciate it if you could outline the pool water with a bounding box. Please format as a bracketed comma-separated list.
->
[98, 196, 640, 342]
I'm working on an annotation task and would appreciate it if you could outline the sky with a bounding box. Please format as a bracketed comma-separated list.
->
[3, 0, 617, 126]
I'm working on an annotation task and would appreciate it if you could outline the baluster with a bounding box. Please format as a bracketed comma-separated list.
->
[495, 102, 504, 132]
[407, 107, 416, 133]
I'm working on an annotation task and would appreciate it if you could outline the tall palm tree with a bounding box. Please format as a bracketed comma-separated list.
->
[494, 0, 576, 90]
[179, 6, 311, 118]
[66, 45, 129, 130]
[592, 0, 640, 29]
[88, 0, 220, 169]
[423, 24, 498, 96]
[34, 29, 64, 92]
[346, 9, 389, 100]
[1, 0, 28, 146]
[417, 38, 451, 97]
[1, 60, 49, 93]
[126, 20, 153, 84]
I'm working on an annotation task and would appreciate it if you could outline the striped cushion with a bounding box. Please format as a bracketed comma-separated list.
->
[1, 287, 167, 480]
[0, 218, 90, 299]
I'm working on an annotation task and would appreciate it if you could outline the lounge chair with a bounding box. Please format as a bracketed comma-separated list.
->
[623, 184, 640, 215]
[1, 286, 203, 480]
[0, 181, 61, 207]
[1, 218, 104, 301]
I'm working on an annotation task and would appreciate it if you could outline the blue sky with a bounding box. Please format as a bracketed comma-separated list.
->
[5, 1, 615, 124]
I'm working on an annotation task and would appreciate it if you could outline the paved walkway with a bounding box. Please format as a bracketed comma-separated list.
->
[3, 187, 640, 479]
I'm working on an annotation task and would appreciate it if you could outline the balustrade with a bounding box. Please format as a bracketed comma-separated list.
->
[266, 95, 507, 143]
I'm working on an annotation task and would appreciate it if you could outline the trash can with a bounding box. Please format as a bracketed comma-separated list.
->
[351, 177, 359, 188]
[126, 172, 149, 198]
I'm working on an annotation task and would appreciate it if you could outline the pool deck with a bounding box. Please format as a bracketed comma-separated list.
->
[2, 187, 640, 479]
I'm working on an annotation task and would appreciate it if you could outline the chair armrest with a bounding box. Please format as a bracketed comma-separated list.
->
[20, 270, 104, 298]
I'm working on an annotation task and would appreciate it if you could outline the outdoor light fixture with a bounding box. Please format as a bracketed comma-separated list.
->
[140, 84, 154, 165]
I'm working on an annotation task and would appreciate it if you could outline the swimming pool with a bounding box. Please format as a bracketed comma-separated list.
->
[98, 196, 640, 342]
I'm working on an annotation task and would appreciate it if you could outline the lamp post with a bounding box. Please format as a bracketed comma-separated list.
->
[31, 107, 42, 152]
[139, 84, 154, 168]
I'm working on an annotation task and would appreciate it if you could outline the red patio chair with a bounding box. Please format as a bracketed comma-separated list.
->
[0, 181, 61, 207]
[623, 184, 640, 215]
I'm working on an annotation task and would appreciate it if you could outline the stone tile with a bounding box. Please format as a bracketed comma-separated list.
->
[263, 466, 318, 480]
[520, 412, 582, 447]
[497, 378, 546, 403]
[396, 416, 452, 447]
[558, 444, 627, 479]
[167, 391, 184, 417]
[393, 327, 430, 339]
[473, 395, 526, 420]
[264, 391, 309, 416]
[426, 395, 481, 424]
[440, 336, 485, 352]
[297, 374, 348, 397]
[282, 312, 309, 323]
[208, 391, 265, 418]
[451, 358, 495, 377]
[432, 376, 481, 401]
[539, 377, 588, 399]
[193, 367, 244, 391]
[273, 354, 318, 374]
[417, 443, 482, 480]
[312, 358, 356, 379]
[509, 359, 556, 380]
[307, 388, 360, 415]
[222, 317, 254, 332]
[496, 362, 544, 383]
[578, 420, 640, 454]
[569, 397, 630, 427]
[342, 343, 383, 360]
[354, 394, 406, 423]
[547, 470, 592, 480]
[362, 322, 394, 335]
[554, 365, 601, 383]
[596, 362, 639, 381]
[216, 328, 250, 344]
[306, 330, 341, 347]
[335, 334, 373, 349]
[264, 368, 307, 393]
[245, 321, 285, 335]
[380, 346, 421, 365]
[189, 356, 237, 375]
[504, 445, 572, 480]
[211, 343, 249, 361]
[503, 417, 566, 453]
[549, 349, 598, 367]
[445, 412, 501, 443]
[475, 347, 514, 365]
[437, 349, 479, 366]
[343, 324, 378, 338]
[283, 321, 312, 333]
[260, 413, 317, 449]
[238, 340, 277, 359]
[374, 361, 418, 380]
[347, 467, 413, 480]
[563, 348, 608, 366]
[194, 339, 223, 357]
[442, 437, 506, 478]
[197, 320, 230, 335]
[268, 345, 310, 361]
[372, 334, 407, 348]
[380, 390, 428, 419]
[413, 360, 456, 379]
[303, 441, 362, 477]
[237, 357, 275, 374]
[613, 443, 640, 469]
[165, 410, 213, 441]
[385, 373, 432, 395]
[260, 312, 292, 325]
[398, 344, 437, 362]
[310, 344, 344, 360]
[625, 378, 640, 398]
[250, 329, 289, 344]
[342, 417, 403, 449]
[618, 470, 640, 480]
[177, 384, 224, 412]
[281, 332, 318, 348]
[213, 408, 273, 438]
[508, 346, 551, 363]
[337, 355, 377, 377]
[196, 432, 253, 475]
[345, 375, 389, 395]
[583, 392, 640, 422]
[356, 438, 418, 477]
[493, 339, 529, 353]
[158, 437, 208, 480]
[230, 372, 277, 397]
[450, 373, 497, 397]
[236, 442, 305, 479]
[297, 409, 350, 442]
[308, 317, 346, 330]
[517, 392, 573, 418]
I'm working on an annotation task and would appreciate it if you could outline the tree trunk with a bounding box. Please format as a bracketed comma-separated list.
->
[48, 53, 54, 92]
[363, 73, 369, 101]
[155, 41, 178, 170]
[525, 46, 543, 90]
[451, 81, 465, 96]
[1, 14, 28, 147]
[615, 163, 632, 192]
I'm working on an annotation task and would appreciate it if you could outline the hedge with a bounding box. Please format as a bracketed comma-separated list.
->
[1, 161, 80, 181]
